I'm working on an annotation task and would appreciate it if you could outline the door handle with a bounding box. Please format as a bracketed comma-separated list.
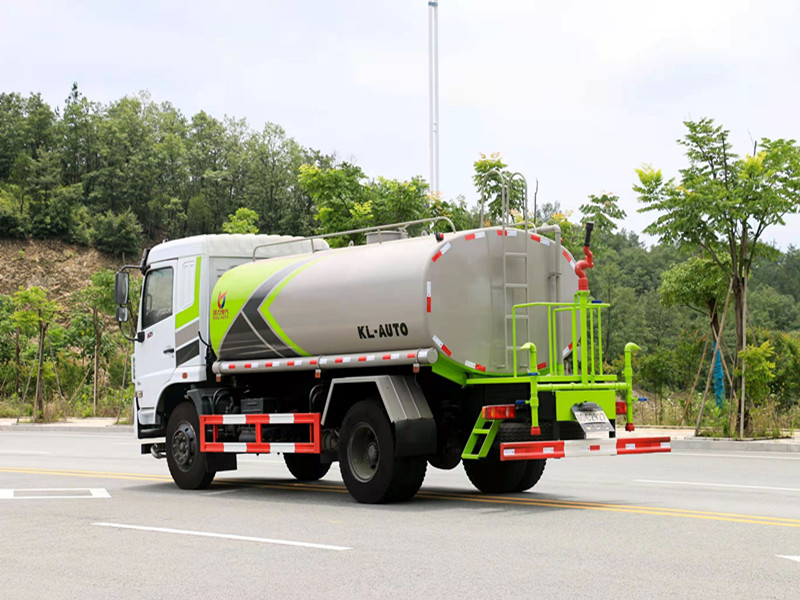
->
[163, 348, 175, 354]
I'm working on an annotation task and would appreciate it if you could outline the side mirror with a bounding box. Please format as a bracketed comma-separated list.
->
[115, 271, 130, 305]
[116, 306, 129, 323]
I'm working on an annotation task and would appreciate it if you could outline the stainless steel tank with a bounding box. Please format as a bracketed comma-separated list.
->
[210, 227, 579, 375]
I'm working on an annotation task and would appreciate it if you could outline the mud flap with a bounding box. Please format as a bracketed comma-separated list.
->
[323, 374, 437, 457]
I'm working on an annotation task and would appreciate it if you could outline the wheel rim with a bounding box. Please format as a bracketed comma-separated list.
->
[172, 420, 197, 472]
[348, 421, 379, 483]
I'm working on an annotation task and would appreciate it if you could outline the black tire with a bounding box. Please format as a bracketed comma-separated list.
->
[166, 402, 215, 489]
[339, 400, 427, 504]
[463, 456, 527, 493]
[284, 454, 331, 481]
[515, 459, 546, 492]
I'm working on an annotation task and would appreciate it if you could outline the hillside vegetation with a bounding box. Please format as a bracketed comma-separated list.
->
[1, 86, 799, 436]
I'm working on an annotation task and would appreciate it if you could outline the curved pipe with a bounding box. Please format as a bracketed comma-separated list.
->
[575, 246, 594, 291]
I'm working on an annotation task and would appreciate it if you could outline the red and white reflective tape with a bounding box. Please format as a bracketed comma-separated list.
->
[464, 231, 486, 241]
[204, 441, 315, 454]
[431, 242, 452, 263]
[200, 413, 321, 454]
[536, 361, 547, 371]
[497, 229, 518, 237]
[203, 413, 305, 425]
[530, 233, 552, 246]
[432, 335, 452, 357]
[562, 342, 574, 358]
[464, 359, 487, 373]
[617, 437, 671, 455]
[213, 348, 438, 375]
[562, 249, 576, 270]
[426, 281, 432, 313]
[499, 436, 671, 461]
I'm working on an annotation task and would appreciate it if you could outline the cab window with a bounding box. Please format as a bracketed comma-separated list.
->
[141, 267, 174, 329]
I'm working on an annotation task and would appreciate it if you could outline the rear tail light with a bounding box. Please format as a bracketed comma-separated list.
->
[481, 404, 516, 420]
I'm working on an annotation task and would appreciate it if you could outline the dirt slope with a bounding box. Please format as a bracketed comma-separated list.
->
[0, 239, 121, 300]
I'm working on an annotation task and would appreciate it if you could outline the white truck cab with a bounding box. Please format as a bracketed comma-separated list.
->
[118, 234, 323, 438]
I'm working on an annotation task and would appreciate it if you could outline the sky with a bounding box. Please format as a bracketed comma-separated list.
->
[2, 0, 800, 248]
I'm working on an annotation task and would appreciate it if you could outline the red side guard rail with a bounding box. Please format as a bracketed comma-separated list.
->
[200, 413, 321, 454]
[500, 436, 671, 461]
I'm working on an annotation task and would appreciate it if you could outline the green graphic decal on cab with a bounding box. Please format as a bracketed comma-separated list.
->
[175, 256, 201, 330]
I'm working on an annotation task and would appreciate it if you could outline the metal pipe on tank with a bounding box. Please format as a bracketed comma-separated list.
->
[532, 223, 563, 371]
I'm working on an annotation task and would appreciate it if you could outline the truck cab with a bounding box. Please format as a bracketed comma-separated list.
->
[125, 234, 326, 439]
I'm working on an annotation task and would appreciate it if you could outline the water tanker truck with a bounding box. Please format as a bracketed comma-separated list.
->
[115, 217, 670, 503]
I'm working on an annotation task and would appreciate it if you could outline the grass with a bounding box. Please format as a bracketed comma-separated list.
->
[632, 389, 798, 439]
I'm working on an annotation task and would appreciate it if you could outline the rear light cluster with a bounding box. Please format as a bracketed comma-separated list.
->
[481, 404, 516, 420]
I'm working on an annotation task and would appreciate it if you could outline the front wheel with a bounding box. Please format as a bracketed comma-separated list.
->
[339, 401, 427, 503]
[166, 402, 215, 489]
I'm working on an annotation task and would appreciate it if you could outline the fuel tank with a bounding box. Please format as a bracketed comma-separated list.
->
[209, 227, 579, 375]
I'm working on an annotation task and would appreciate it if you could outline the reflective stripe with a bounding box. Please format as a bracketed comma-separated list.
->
[222, 414, 247, 425]
[223, 443, 248, 452]
[269, 414, 295, 425]
[270, 443, 296, 453]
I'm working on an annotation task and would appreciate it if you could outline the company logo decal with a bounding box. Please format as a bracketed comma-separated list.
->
[213, 291, 229, 320]
[358, 323, 409, 340]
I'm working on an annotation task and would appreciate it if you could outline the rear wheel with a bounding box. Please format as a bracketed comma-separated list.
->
[515, 459, 546, 492]
[463, 456, 526, 493]
[284, 454, 331, 481]
[166, 402, 215, 489]
[339, 400, 427, 503]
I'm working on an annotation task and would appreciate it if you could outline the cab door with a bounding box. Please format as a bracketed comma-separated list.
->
[134, 261, 177, 420]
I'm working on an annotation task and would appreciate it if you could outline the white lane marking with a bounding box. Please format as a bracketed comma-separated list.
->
[636, 479, 800, 493]
[92, 522, 351, 551]
[0, 488, 110, 499]
[778, 555, 800, 563]
[0, 450, 51, 455]
[669, 451, 800, 461]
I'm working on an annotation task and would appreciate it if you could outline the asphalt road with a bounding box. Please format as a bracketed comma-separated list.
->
[1, 430, 799, 599]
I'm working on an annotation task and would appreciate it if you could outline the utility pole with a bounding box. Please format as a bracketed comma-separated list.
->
[428, 1, 440, 196]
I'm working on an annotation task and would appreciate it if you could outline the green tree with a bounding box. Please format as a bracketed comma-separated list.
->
[473, 153, 525, 223]
[579, 193, 626, 235]
[222, 207, 260, 234]
[79, 270, 117, 415]
[0, 184, 28, 238]
[10, 287, 60, 420]
[244, 123, 311, 235]
[371, 176, 429, 230]
[298, 162, 376, 245]
[59, 83, 101, 187]
[659, 256, 728, 341]
[747, 284, 800, 332]
[93, 209, 142, 256]
[737, 341, 775, 407]
[635, 118, 800, 434]
[0, 93, 27, 180]
[429, 194, 480, 231]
